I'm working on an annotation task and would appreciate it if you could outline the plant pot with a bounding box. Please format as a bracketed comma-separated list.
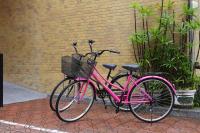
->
[175, 90, 196, 108]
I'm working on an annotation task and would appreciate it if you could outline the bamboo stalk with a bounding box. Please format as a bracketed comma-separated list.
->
[189, 30, 194, 71]
[153, 0, 164, 62]
[132, 40, 138, 63]
[193, 31, 200, 76]
[187, 0, 192, 21]
[172, 10, 175, 44]
[159, 0, 164, 29]
[196, 31, 200, 61]
[146, 19, 151, 57]
[134, 8, 139, 63]
[142, 16, 146, 59]
[180, 20, 184, 53]
[179, 33, 183, 52]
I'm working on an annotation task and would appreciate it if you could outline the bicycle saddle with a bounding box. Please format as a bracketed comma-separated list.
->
[122, 64, 140, 72]
[102, 64, 117, 70]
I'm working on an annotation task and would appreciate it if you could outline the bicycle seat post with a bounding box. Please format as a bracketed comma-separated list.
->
[106, 69, 112, 80]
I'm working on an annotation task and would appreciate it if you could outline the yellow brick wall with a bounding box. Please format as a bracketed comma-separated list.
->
[0, 0, 186, 93]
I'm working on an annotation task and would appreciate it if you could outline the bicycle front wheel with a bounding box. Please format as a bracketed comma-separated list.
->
[128, 77, 174, 123]
[56, 80, 95, 122]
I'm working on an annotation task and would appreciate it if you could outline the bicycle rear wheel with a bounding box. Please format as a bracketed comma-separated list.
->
[109, 73, 138, 111]
[128, 77, 174, 123]
[56, 80, 95, 122]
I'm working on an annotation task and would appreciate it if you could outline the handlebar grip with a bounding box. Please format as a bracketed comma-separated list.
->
[88, 40, 95, 44]
[72, 42, 78, 54]
[72, 42, 77, 47]
[109, 50, 120, 54]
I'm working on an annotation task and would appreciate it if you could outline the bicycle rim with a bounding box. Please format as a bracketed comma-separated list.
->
[49, 77, 73, 111]
[56, 80, 95, 122]
[129, 78, 174, 123]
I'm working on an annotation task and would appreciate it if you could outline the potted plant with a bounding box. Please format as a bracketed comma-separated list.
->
[175, 76, 199, 107]
[129, 0, 200, 107]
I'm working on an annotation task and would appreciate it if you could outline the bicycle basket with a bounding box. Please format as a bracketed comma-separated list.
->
[61, 56, 73, 77]
[61, 54, 96, 78]
[71, 55, 96, 79]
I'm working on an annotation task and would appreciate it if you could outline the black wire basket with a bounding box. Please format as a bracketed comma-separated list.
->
[61, 54, 96, 78]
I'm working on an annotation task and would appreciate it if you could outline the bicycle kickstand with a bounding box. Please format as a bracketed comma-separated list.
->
[102, 97, 107, 109]
[115, 92, 124, 113]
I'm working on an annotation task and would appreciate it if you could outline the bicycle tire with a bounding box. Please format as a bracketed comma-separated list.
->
[55, 80, 95, 122]
[128, 77, 175, 123]
[49, 77, 73, 111]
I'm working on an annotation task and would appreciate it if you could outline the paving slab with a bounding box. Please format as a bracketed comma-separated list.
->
[3, 81, 47, 104]
[0, 99, 200, 133]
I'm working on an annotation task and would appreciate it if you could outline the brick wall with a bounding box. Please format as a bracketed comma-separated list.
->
[0, 0, 186, 93]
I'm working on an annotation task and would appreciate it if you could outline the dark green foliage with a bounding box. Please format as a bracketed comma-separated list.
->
[194, 88, 200, 107]
[130, 31, 148, 44]
[129, 0, 200, 90]
[182, 3, 197, 17]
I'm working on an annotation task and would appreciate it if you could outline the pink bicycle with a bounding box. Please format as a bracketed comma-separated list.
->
[55, 49, 176, 123]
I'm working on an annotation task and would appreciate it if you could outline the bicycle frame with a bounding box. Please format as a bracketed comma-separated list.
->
[90, 67, 149, 104]
[80, 66, 176, 105]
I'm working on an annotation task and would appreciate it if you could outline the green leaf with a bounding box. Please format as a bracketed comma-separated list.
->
[160, 12, 174, 27]
[182, 3, 197, 17]
[166, 0, 175, 10]
[130, 2, 140, 9]
[150, 27, 162, 39]
[129, 32, 148, 44]
[158, 36, 173, 45]
[187, 20, 200, 30]
[177, 22, 189, 35]
[139, 5, 152, 17]
[187, 42, 193, 49]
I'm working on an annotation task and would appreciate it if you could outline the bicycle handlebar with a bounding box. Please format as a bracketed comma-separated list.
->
[81, 49, 120, 59]
[108, 50, 120, 54]
[71, 40, 120, 60]
[97, 50, 120, 56]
